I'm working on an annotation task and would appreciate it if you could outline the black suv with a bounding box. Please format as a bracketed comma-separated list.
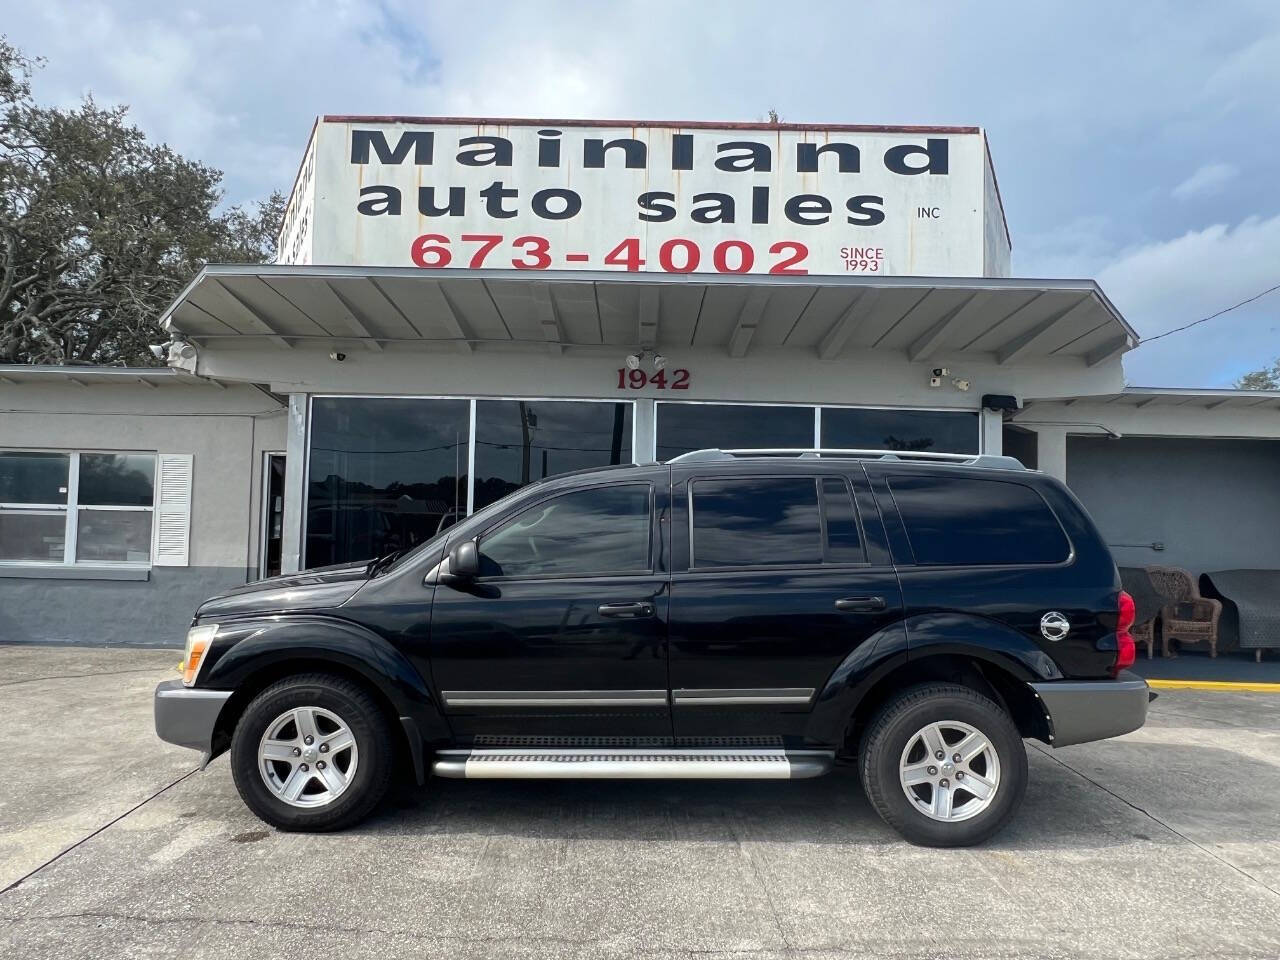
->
[155, 448, 1147, 847]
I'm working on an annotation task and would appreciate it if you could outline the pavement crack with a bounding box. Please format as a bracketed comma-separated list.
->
[0, 768, 199, 896]
[0, 666, 171, 688]
[5, 910, 598, 947]
[726, 813, 794, 954]
[1030, 742, 1280, 901]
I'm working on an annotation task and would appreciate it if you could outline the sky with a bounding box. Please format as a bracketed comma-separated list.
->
[5, 0, 1280, 387]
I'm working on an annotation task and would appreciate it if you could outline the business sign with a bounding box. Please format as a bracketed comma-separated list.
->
[279, 118, 1011, 277]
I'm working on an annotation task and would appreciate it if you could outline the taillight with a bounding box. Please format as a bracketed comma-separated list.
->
[1113, 590, 1136, 676]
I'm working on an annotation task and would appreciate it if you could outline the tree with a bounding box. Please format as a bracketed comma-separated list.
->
[0, 38, 282, 366]
[1235, 360, 1280, 390]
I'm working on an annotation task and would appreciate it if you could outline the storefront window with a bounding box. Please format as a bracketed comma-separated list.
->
[821, 407, 979, 453]
[656, 403, 814, 461]
[306, 398, 470, 568]
[473, 400, 632, 510]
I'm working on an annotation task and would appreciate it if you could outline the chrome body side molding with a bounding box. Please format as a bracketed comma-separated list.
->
[672, 688, 815, 706]
[441, 689, 668, 708]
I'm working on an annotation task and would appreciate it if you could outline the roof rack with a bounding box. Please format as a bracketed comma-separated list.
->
[667, 448, 1027, 471]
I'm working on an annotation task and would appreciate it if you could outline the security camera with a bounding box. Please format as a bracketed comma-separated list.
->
[932, 367, 949, 378]
[952, 378, 971, 391]
[625, 353, 641, 370]
[149, 344, 167, 360]
[652, 354, 667, 371]
[329, 351, 347, 362]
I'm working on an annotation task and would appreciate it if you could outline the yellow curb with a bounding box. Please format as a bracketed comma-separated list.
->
[1147, 678, 1280, 693]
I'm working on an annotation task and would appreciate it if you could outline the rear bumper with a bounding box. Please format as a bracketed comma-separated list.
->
[1029, 671, 1150, 747]
[154, 679, 231, 754]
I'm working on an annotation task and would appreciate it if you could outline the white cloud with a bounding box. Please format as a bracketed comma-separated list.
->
[1103, 214, 1280, 387]
[1171, 162, 1238, 200]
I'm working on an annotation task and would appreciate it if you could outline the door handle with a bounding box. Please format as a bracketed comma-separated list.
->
[598, 601, 655, 619]
[835, 596, 886, 612]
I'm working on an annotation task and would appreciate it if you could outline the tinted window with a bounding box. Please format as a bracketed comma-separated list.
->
[822, 407, 978, 453]
[479, 484, 651, 578]
[474, 400, 632, 510]
[821, 477, 865, 563]
[307, 398, 470, 568]
[0, 452, 69, 504]
[79, 454, 155, 506]
[692, 477, 822, 568]
[657, 403, 813, 461]
[889, 476, 1070, 566]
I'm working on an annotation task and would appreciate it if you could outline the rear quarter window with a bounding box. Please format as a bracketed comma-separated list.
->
[889, 475, 1070, 566]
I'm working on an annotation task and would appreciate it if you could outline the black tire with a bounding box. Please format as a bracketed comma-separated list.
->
[859, 682, 1027, 847]
[230, 673, 395, 832]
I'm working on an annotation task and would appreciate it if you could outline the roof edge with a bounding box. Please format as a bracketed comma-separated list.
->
[320, 115, 984, 135]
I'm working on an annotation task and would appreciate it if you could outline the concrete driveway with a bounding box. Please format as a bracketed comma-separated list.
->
[2, 644, 1278, 959]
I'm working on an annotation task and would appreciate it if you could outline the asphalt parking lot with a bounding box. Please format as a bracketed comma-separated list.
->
[2, 644, 1278, 959]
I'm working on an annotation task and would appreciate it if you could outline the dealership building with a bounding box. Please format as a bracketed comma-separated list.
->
[2, 117, 1279, 646]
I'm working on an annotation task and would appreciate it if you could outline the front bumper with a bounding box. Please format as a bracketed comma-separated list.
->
[1029, 671, 1150, 747]
[154, 679, 232, 754]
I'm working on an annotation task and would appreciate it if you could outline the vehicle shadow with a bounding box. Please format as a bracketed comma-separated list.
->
[346, 739, 1279, 852]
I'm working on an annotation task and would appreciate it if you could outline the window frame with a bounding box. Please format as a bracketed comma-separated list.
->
[686, 473, 871, 573]
[303, 394, 639, 567]
[655, 399, 983, 459]
[0, 449, 157, 568]
[473, 480, 656, 582]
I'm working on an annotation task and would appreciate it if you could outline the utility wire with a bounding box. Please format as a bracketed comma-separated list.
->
[1140, 281, 1280, 344]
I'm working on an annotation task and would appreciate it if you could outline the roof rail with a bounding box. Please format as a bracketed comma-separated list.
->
[666, 447, 1027, 470]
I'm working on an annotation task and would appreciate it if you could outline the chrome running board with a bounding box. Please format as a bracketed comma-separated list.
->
[432, 748, 833, 780]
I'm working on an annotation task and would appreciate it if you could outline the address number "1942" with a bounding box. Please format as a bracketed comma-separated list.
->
[616, 368, 690, 390]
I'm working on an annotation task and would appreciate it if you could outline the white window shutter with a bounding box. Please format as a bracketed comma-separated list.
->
[153, 454, 194, 567]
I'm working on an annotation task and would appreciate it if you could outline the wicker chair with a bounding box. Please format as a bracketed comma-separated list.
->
[1146, 565, 1223, 658]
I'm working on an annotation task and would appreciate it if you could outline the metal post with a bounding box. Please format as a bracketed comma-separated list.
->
[280, 393, 309, 574]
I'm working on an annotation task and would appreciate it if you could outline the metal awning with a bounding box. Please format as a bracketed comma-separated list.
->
[160, 265, 1137, 366]
[0, 364, 231, 389]
[1024, 386, 1280, 411]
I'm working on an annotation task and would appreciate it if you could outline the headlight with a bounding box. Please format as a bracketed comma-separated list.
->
[181, 624, 219, 687]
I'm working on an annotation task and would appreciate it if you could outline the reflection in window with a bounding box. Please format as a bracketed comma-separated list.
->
[473, 401, 632, 511]
[656, 403, 813, 461]
[478, 484, 651, 578]
[692, 477, 823, 568]
[79, 454, 155, 506]
[890, 476, 1069, 566]
[821, 407, 978, 453]
[0, 452, 69, 504]
[306, 398, 470, 568]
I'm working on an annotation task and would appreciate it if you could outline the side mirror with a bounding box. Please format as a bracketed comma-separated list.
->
[441, 539, 479, 584]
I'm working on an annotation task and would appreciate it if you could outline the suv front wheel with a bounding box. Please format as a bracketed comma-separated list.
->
[859, 683, 1028, 847]
[230, 673, 394, 831]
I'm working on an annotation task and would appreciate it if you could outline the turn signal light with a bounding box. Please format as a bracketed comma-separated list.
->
[181, 624, 218, 686]
[1113, 590, 1136, 676]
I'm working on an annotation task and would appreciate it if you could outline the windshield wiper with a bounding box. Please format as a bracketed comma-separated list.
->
[366, 546, 412, 577]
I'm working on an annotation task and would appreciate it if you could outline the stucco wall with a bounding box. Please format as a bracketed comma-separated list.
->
[1066, 435, 1280, 573]
[1, 380, 285, 645]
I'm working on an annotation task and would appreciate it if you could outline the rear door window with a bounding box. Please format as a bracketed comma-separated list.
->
[889, 475, 1070, 566]
[691, 477, 822, 568]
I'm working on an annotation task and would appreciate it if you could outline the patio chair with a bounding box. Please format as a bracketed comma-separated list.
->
[1118, 567, 1164, 659]
[1146, 565, 1222, 658]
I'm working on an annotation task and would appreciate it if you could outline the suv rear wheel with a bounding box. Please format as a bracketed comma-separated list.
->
[230, 673, 394, 831]
[859, 682, 1027, 847]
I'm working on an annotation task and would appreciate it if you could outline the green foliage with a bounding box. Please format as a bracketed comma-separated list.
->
[1235, 360, 1280, 391]
[0, 37, 282, 366]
